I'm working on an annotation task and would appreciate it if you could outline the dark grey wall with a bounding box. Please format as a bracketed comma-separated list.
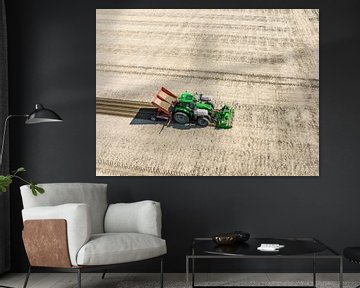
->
[5, 0, 360, 273]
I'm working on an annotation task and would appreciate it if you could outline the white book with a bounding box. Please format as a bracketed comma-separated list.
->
[257, 243, 285, 251]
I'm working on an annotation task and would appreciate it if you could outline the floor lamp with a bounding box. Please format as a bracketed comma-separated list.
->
[0, 104, 63, 167]
[0, 104, 62, 288]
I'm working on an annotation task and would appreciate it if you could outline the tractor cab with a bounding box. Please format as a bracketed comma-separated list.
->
[176, 93, 196, 110]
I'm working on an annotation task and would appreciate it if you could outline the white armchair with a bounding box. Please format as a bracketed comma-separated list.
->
[20, 183, 166, 288]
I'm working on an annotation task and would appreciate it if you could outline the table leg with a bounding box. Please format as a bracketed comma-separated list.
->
[192, 257, 195, 288]
[339, 257, 343, 288]
[186, 257, 189, 288]
[192, 247, 195, 288]
[313, 254, 316, 287]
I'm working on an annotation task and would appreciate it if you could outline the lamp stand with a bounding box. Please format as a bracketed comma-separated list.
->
[0, 114, 28, 168]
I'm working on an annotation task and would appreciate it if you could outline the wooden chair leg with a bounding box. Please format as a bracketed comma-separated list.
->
[23, 266, 31, 288]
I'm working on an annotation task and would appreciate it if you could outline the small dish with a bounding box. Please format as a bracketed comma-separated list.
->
[212, 233, 238, 245]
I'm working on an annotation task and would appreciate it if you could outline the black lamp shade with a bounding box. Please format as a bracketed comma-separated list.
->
[25, 104, 63, 124]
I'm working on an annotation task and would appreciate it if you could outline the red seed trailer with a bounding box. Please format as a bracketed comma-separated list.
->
[150, 87, 178, 121]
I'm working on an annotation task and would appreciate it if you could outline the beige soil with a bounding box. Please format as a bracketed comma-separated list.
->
[96, 9, 319, 176]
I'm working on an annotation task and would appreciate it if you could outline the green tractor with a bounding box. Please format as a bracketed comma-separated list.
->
[172, 92, 234, 129]
[151, 87, 234, 129]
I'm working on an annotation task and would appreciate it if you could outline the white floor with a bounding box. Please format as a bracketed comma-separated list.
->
[0, 273, 359, 288]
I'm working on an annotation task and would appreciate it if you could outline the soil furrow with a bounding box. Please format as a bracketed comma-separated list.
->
[96, 98, 156, 118]
[96, 97, 153, 107]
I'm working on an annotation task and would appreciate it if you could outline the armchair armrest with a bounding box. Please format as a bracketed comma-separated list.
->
[104, 200, 162, 237]
[22, 203, 91, 266]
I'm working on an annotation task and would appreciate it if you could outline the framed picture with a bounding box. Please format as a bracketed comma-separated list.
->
[96, 9, 319, 176]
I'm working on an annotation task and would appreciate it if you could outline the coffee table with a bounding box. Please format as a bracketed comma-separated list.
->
[186, 237, 343, 288]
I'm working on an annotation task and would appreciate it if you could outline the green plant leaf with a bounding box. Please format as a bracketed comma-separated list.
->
[0, 175, 13, 192]
[35, 185, 45, 194]
[11, 167, 26, 175]
[30, 182, 38, 196]
[29, 181, 44, 196]
[15, 167, 26, 173]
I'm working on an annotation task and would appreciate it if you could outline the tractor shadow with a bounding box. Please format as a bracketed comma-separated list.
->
[129, 108, 209, 130]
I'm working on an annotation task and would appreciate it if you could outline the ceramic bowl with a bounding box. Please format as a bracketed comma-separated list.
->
[212, 234, 238, 245]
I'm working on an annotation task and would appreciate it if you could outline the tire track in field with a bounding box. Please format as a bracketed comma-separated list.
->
[97, 45, 291, 64]
[97, 19, 292, 33]
[96, 29, 296, 49]
[97, 64, 319, 88]
[97, 29, 298, 48]
[97, 10, 294, 23]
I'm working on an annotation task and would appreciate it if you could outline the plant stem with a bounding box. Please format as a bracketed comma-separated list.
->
[12, 175, 31, 185]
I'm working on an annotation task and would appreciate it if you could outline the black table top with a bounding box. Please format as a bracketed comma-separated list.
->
[192, 238, 336, 257]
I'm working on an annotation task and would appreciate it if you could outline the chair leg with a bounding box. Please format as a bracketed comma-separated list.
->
[23, 266, 31, 288]
[160, 257, 164, 288]
[101, 270, 107, 279]
[77, 269, 81, 288]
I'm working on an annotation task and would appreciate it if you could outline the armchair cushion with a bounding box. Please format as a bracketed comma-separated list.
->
[104, 201, 162, 237]
[22, 203, 91, 266]
[21, 183, 108, 234]
[76, 233, 166, 266]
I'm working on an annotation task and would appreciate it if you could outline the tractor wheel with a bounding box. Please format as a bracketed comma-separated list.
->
[173, 112, 190, 124]
[197, 117, 209, 127]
